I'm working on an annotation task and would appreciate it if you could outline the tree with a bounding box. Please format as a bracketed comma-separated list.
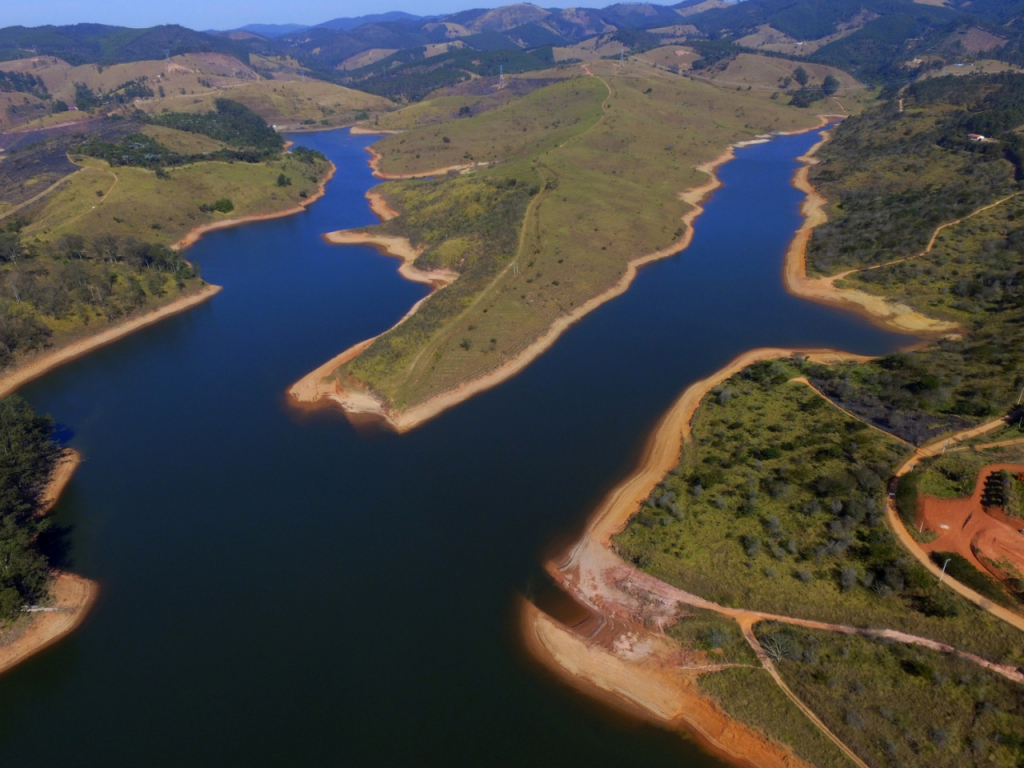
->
[213, 198, 234, 213]
[0, 234, 22, 264]
[793, 66, 809, 87]
[276, 173, 292, 187]
[822, 75, 840, 96]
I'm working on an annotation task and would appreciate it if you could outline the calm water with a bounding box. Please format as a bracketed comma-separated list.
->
[0, 127, 909, 766]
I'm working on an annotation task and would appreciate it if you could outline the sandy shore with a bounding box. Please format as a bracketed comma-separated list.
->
[366, 146, 477, 180]
[349, 125, 400, 136]
[0, 449, 97, 678]
[171, 161, 336, 250]
[520, 601, 808, 768]
[291, 141, 754, 432]
[321, 230, 458, 288]
[38, 448, 82, 516]
[0, 285, 222, 399]
[782, 131, 959, 336]
[367, 189, 399, 221]
[0, 572, 98, 678]
[521, 347, 868, 767]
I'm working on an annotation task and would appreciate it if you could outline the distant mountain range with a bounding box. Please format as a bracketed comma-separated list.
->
[229, 13, 429, 39]
[4, 0, 1024, 103]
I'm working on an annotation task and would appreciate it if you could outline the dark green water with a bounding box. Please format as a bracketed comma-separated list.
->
[0, 128, 909, 766]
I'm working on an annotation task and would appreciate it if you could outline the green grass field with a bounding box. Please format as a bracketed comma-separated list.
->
[20, 150, 330, 247]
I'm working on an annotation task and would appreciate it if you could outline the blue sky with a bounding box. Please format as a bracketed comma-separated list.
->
[5, 0, 590, 30]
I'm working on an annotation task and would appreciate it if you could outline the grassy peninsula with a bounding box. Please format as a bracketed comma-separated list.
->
[304, 57, 841, 421]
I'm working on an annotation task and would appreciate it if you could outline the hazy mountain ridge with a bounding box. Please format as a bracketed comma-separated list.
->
[4, 0, 1024, 102]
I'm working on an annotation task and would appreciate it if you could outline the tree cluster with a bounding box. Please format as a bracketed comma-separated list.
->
[0, 397, 62, 621]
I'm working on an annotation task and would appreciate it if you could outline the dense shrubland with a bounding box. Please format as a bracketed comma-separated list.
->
[613, 359, 1024, 664]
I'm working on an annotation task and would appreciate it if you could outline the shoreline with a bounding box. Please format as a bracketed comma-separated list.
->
[519, 600, 801, 768]
[0, 573, 98, 678]
[365, 146, 478, 180]
[0, 284, 222, 399]
[171, 160, 337, 250]
[0, 152, 340, 399]
[520, 347, 865, 768]
[38, 448, 81, 516]
[587, 347, 871, 547]
[781, 130, 960, 336]
[0, 448, 97, 678]
[367, 189, 399, 221]
[290, 136, 765, 432]
[321, 230, 458, 288]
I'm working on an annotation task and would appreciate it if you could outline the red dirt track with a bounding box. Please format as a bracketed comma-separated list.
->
[918, 463, 1024, 586]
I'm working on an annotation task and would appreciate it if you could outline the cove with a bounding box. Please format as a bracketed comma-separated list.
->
[0, 126, 909, 767]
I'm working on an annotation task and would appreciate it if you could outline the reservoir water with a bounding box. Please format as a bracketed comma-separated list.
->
[1, 127, 908, 766]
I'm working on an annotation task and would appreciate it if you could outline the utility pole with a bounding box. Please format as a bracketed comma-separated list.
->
[938, 557, 952, 583]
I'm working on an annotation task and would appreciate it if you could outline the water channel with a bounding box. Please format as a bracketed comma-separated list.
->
[0, 126, 909, 766]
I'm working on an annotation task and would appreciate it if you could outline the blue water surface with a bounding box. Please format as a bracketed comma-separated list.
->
[0, 127, 909, 767]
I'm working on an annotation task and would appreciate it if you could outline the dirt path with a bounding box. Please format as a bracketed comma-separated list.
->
[739, 618, 869, 768]
[831, 193, 1020, 284]
[791, 376, 914, 448]
[45, 166, 118, 234]
[0, 170, 83, 222]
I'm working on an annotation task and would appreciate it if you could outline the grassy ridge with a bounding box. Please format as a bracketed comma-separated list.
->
[20, 152, 328, 246]
[334, 60, 827, 408]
